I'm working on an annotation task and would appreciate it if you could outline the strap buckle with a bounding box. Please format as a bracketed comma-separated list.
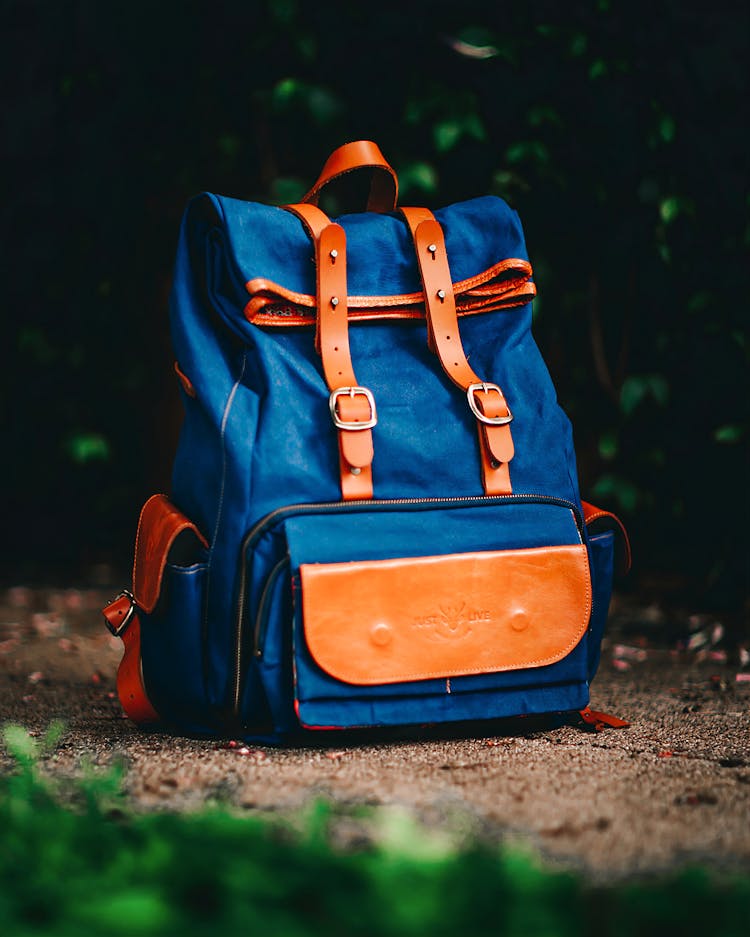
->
[329, 386, 378, 431]
[467, 382, 513, 426]
[103, 590, 137, 638]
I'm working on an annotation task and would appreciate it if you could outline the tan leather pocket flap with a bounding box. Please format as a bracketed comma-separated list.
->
[299, 545, 591, 686]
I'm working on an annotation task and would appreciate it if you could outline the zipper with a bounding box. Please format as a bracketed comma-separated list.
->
[252, 557, 289, 660]
[231, 491, 581, 716]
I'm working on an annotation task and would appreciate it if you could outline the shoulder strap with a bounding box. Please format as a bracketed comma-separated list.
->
[285, 203, 376, 500]
[400, 207, 514, 495]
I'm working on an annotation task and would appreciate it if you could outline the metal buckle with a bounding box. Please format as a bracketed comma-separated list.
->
[329, 386, 377, 431]
[104, 589, 136, 638]
[467, 382, 514, 426]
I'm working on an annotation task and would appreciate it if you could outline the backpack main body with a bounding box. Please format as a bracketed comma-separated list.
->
[104, 143, 628, 743]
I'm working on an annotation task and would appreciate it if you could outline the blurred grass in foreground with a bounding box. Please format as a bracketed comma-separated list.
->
[1, 724, 748, 937]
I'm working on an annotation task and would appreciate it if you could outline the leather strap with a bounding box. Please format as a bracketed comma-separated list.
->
[400, 207, 514, 495]
[581, 500, 632, 575]
[578, 707, 630, 731]
[102, 595, 159, 724]
[302, 141, 398, 214]
[285, 202, 375, 500]
[102, 495, 209, 726]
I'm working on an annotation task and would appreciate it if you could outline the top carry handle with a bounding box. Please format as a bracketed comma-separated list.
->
[301, 140, 399, 214]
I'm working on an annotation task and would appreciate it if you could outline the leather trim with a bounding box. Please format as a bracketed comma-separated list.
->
[132, 494, 208, 613]
[302, 140, 398, 214]
[101, 601, 159, 724]
[300, 545, 591, 685]
[283, 204, 375, 500]
[244, 258, 535, 324]
[174, 361, 197, 398]
[581, 500, 632, 575]
[400, 208, 514, 495]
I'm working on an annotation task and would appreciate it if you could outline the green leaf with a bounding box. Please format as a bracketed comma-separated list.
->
[714, 424, 744, 444]
[620, 374, 669, 416]
[65, 433, 111, 464]
[598, 432, 618, 460]
[659, 114, 676, 143]
[591, 474, 640, 513]
[399, 161, 439, 196]
[659, 196, 681, 223]
[269, 176, 306, 205]
[3, 724, 39, 765]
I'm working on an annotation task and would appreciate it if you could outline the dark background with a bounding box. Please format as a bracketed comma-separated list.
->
[2, 1, 747, 618]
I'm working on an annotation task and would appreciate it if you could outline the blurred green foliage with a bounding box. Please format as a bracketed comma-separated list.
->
[2, 1, 747, 609]
[2, 723, 749, 937]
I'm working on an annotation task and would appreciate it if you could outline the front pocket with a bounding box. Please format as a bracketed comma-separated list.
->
[236, 496, 594, 734]
[300, 545, 591, 685]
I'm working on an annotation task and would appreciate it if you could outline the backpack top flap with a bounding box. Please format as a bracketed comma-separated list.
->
[183, 193, 535, 331]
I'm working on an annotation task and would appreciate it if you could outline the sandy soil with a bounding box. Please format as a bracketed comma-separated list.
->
[1, 584, 748, 880]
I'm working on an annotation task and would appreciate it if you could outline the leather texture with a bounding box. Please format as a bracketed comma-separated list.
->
[582, 500, 632, 574]
[284, 203, 375, 500]
[302, 140, 398, 213]
[102, 598, 159, 724]
[401, 208, 514, 495]
[300, 545, 591, 685]
[132, 494, 208, 613]
[243, 258, 536, 326]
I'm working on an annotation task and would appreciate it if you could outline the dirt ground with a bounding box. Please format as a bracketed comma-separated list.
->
[1, 583, 749, 881]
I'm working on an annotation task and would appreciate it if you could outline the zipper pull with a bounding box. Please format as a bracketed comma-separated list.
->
[578, 707, 630, 732]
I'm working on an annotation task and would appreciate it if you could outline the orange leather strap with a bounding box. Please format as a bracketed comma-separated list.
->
[302, 140, 398, 214]
[581, 500, 632, 575]
[102, 594, 159, 724]
[102, 495, 209, 726]
[579, 707, 630, 731]
[401, 207, 514, 495]
[285, 203, 375, 500]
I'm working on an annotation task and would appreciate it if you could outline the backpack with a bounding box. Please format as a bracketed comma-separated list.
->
[103, 141, 630, 742]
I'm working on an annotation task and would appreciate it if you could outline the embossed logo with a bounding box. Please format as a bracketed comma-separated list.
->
[412, 602, 491, 641]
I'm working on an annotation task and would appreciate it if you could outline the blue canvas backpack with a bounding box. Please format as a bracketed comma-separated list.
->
[103, 141, 630, 742]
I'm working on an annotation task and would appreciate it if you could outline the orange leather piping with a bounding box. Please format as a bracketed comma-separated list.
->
[284, 203, 375, 500]
[581, 500, 632, 575]
[132, 494, 209, 614]
[300, 545, 591, 685]
[174, 361, 197, 397]
[302, 140, 398, 214]
[400, 207, 514, 495]
[245, 257, 534, 313]
[103, 494, 209, 726]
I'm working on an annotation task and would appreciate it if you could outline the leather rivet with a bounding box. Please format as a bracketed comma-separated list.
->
[427, 243, 437, 258]
[370, 623, 393, 647]
[331, 296, 339, 307]
[510, 609, 529, 632]
[490, 459, 501, 469]
[437, 289, 445, 302]
[329, 249, 338, 262]
[350, 466, 361, 475]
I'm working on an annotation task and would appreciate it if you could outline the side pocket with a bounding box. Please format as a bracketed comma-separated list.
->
[586, 530, 615, 680]
[140, 560, 212, 732]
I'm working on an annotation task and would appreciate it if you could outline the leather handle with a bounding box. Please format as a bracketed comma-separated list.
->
[302, 141, 398, 214]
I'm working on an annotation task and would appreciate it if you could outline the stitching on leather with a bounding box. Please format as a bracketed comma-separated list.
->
[131, 494, 167, 597]
[244, 257, 533, 315]
[247, 292, 536, 327]
[303, 545, 593, 682]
